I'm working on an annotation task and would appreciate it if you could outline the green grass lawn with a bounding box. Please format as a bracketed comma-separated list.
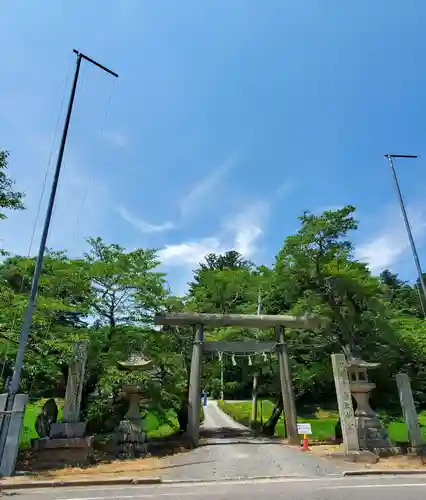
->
[141, 409, 179, 439]
[218, 400, 426, 443]
[21, 399, 64, 448]
[20, 399, 179, 448]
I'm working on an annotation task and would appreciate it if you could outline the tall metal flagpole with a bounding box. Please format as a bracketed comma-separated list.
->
[9, 50, 118, 396]
[0, 51, 118, 471]
[384, 154, 426, 310]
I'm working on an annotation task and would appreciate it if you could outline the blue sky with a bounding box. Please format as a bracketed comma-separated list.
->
[2, 0, 426, 294]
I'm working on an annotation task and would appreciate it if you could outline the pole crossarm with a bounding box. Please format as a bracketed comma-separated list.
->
[154, 312, 323, 329]
[203, 341, 275, 354]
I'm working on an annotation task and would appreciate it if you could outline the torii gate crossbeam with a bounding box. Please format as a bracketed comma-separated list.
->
[154, 312, 322, 447]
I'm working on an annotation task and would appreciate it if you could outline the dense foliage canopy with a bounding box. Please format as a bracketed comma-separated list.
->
[1, 150, 426, 434]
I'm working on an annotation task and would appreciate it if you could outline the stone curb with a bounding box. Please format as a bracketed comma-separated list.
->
[4, 470, 426, 490]
[342, 469, 426, 476]
[161, 475, 307, 484]
[0, 477, 162, 490]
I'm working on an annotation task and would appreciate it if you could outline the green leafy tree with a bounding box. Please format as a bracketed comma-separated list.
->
[82, 237, 169, 432]
[187, 252, 267, 403]
[147, 296, 194, 431]
[273, 206, 388, 358]
[0, 251, 90, 394]
[380, 269, 424, 318]
[0, 151, 25, 220]
[262, 206, 394, 433]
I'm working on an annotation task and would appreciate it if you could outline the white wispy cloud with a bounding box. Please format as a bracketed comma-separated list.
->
[159, 237, 225, 266]
[158, 179, 294, 293]
[102, 130, 128, 148]
[159, 200, 268, 267]
[355, 204, 426, 272]
[275, 180, 295, 200]
[227, 201, 269, 257]
[179, 156, 237, 218]
[159, 179, 294, 272]
[118, 207, 174, 233]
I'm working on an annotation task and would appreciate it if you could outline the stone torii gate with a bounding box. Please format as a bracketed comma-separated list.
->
[154, 312, 322, 447]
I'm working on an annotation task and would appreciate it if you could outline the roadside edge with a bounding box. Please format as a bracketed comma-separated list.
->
[343, 469, 426, 476]
[0, 477, 162, 490]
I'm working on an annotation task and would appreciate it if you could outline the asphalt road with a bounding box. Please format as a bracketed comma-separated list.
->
[5, 475, 426, 500]
[157, 401, 352, 481]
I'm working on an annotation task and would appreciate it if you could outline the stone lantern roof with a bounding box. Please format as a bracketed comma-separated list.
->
[346, 356, 380, 370]
[117, 353, 153, 371]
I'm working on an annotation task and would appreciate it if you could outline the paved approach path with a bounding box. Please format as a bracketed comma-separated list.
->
[10, 475, 426, 500]
[157, 400, 350, 481]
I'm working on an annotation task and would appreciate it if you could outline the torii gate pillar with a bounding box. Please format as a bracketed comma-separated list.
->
[187, 323, 204, 447]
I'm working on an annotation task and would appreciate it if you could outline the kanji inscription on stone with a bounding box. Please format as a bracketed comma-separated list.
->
[63, 341, 88, 423]
[331, 353, 359, 452]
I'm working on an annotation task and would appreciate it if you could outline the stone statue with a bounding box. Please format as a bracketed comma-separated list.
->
[35, 398, 58, 438]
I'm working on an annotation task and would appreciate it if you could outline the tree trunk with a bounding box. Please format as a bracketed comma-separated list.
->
[262, 395, 285, 437]
[177, 362, 191, 432]
[177, 399, 189, 432]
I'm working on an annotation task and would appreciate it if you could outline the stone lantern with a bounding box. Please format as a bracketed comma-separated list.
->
[347, 357, 393, 450]
[114, 353, 154, 458]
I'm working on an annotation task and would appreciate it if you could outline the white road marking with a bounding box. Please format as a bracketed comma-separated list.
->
[55, 481, 426, 500]
[324, 482, 426, 490]
[60, 493, 223, 500]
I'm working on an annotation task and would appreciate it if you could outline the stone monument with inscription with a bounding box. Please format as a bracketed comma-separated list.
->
[32, 341, 93, 468]
[331, 353, 380, 463]
[50, 340, 89, 439]
[331, 353, 359, 453]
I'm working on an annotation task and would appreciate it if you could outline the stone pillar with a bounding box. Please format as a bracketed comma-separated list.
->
[124, 389, 143, 428]
[396, 373, 423, 449]
[250, 374, 258, 425]
[63, 340, 88, 423]
[331, 354, 359, 453]
[275, 325, 298, 445]
[220, 358, 224, 401]
[50, 340, 88, 439]
[187, 323, 204, 447]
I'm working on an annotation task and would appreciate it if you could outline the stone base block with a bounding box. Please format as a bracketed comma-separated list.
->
[31, 436, 94, 468]
[112, 420, 148, 459]
[328, 450, 379, 464]
[115, 442, 148, 459]
[356, 415, 394, 450]
[50, 422, 86, 438]
[370, 446, 404, 457]
[407, 445, 426, 456]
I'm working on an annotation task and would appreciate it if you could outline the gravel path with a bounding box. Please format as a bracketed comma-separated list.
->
[158, 400, 350, 481]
